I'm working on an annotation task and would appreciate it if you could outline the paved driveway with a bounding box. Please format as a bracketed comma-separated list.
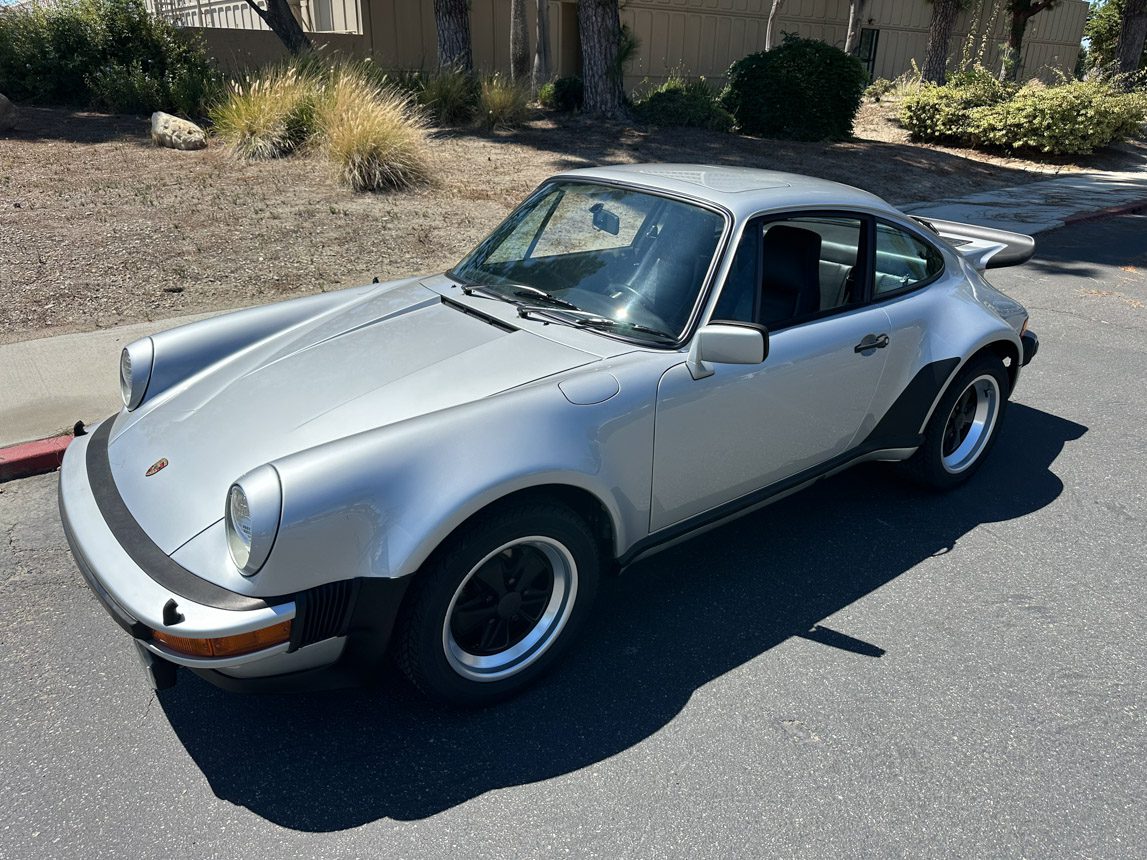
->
[1, 215, 1144, 859]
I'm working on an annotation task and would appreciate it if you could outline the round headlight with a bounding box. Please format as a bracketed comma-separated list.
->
[225, 465, 282, 576]
[119, 338, 154, 411]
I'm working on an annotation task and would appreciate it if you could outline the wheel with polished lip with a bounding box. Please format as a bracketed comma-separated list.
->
[395, 501, 600, 705]
[903, 354, 1009, 490]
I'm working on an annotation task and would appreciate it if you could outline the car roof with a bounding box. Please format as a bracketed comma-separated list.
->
[551, 163, 900, 221]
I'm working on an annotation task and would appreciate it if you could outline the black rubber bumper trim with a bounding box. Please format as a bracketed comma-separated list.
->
[1021, 330, 1039, 366]
[85, 418, 284, 612]
[61, 494, 151, 640]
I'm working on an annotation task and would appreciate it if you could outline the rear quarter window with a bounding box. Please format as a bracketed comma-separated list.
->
[874, 222, 945, 297]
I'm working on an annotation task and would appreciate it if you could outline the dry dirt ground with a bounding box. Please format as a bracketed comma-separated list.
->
[2, 101, 1145, 344]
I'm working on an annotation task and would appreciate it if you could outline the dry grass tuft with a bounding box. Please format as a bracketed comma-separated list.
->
[478, 75, 530, 130]
[317, 67, 432, 192]
[210, 66, 319, 159]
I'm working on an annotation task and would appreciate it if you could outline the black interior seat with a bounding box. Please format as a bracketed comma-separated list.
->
[759, 225, 822, 327]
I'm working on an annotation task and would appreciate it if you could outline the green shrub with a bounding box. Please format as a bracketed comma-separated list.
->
[898, 67, 1012, 143]
[633, 76, 733, 131]
[419, 67, 480, 125]
[538, 76, 584, 112]
[88, 61, 167, 114]
[478, 74, 529, 129]
[0, 0, 221, 116]
[968, 81, 1147, 155]
[719, 35, 868, 140]
[899, 71, 1145, 155]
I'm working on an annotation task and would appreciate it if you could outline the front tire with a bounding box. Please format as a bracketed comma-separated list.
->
[394, 501, 600, 706]
[903, 354, 1009, 491]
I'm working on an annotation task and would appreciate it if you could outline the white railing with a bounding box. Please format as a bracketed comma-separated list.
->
[147, 0, 361, 35]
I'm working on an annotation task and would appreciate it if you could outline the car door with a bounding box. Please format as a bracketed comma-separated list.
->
[650, 213, 892, 532]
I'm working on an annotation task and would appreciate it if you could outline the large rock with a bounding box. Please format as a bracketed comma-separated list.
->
[0, 93, 16, 132]
[150, 111, 207, 151]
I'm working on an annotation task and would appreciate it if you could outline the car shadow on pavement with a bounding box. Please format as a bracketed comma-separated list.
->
[158, 403, 1086, 831]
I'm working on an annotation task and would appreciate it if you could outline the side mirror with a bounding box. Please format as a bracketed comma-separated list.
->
[687, 322, 768, 380]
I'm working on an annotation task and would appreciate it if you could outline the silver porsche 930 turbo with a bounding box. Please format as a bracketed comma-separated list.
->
[60, 164, 1039, 704]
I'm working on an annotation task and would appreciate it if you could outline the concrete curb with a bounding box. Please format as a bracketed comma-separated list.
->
[1062, 198, 1147, 225]
[0, 433, 73, 483]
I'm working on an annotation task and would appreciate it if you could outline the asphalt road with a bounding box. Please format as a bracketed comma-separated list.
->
[2, 215, 1144, 860]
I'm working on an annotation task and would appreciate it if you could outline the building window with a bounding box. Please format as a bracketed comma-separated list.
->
[856, 28, 879, 77]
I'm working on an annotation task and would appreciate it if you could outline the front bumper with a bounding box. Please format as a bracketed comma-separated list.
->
[1021, 329, 1039, 366]
[58, 421, 344, 687]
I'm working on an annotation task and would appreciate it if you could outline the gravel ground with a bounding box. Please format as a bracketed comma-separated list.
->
[2, 102, 1144, 344]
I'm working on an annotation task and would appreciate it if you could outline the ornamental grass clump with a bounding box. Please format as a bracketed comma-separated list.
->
[477, 74, 529, 129]
[209, 65, 320, 159]
[317, 67, 432, 192]
[419, 66, 480, 125]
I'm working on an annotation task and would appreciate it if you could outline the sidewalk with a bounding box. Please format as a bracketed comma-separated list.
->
[0, 313, 213, 448]
[902, 168, 1147, 233]
[1, 168, 1146, 457]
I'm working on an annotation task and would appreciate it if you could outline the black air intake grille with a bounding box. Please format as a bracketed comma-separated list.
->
[293, 580, 357, 649]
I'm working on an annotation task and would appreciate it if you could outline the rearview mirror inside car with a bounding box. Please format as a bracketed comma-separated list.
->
[589, 202, 621, 236]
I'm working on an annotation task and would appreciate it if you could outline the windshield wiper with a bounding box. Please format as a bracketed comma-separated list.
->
[460, 281, 580, 311]
[507, 284, 580, 310]
[459, 284, 517, 304]
[517, 306, 677, 344]
[572, 316, 678, 343]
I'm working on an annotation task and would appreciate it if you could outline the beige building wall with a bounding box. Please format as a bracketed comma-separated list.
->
[617, 0, 1088, 89]
[189, 0, 1087, 88]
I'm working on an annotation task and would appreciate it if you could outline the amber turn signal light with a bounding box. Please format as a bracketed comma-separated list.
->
[151, 619, 292, 658]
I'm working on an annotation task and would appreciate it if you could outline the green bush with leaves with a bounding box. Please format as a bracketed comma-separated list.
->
[538, 76, 584, 112]
[898, 67, 1012, 143]
[0, 0, 221, 116]
[719, 36, 869, 140]
[968, 81, 1147, 155]
[633, 76, 733, 131]
[900, 71, 1145, 155]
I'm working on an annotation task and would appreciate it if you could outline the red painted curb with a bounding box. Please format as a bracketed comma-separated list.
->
[0, 435, 73, 483]
[1063, 198, 1147, 226]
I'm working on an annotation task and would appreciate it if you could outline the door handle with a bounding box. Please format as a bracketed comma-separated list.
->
[854, 333, 890, 353]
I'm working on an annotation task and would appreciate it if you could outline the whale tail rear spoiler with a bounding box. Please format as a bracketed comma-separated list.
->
[912, 216, 1036, 270]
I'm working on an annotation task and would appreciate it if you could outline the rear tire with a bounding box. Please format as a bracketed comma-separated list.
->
[394, 501, 600, 706]
[902, 354, 1009, 491]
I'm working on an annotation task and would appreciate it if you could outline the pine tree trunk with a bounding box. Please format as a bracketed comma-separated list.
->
[578, 0, 627, 116]
[434, 0, 474, 72]
[511, 0, 531, 82]
[1002, 8, 1030, 81]
[533, 0, 552, 94]
[766, 0, 785, 50]
[1117, 0, 1147, 78]
[243, 0, 313, 55]
[922, 0, 959, 84]
[845, 0, 869, 55]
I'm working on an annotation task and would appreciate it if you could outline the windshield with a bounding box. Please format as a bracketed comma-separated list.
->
[452, 181, 726, 341]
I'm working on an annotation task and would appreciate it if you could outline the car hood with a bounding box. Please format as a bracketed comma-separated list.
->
[107, 281, 601, 554]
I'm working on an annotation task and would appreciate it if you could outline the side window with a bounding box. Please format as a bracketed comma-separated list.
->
[712, 223, 759, 323]
[759, 216, 863, 329]
[874, 222, 944, 296]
